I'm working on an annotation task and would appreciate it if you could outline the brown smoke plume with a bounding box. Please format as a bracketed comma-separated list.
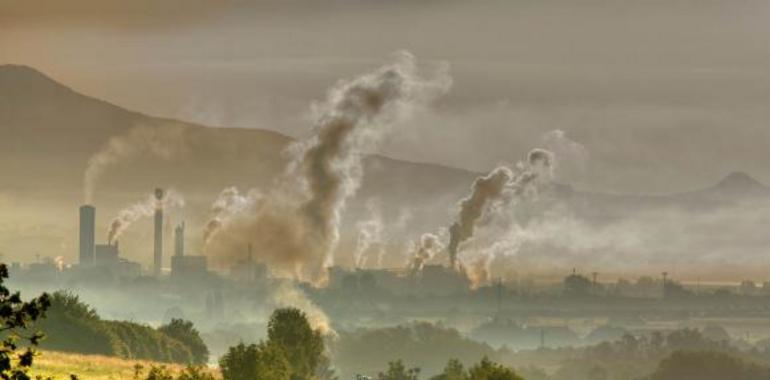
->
[83, 123, 190, 204]
[107, 190, 184, 244]
[206, 52, 451, 282]
[447, 149, 554, 272]
[447, 167, 514, 269]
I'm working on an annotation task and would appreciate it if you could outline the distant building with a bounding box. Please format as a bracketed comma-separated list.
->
[93, 242, 141, 278]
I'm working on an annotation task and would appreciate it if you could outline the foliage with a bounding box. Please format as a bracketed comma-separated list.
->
[135, 365, 214, 380]
[376, 360, 420, 380]
[219, 342, 289, 380]
[467, 357, 523, 380]
[267, 308, 325, 380]
[334, 322, 494, 379]
[648, 350, 770, 380]
[38, 291, 202, 364]
[159, 319, 209, 365]
[0, 262, 51, 380]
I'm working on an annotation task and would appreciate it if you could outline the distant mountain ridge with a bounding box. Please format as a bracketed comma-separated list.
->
[1, 64, 768, 267]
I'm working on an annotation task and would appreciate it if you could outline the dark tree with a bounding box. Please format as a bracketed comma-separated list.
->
[467, 357, 523, 380]
[267, 308, 325, 380]
[159, 319, 209, 364]
[219, 342, 289, 380]
[377, 360, 420, 380]
[0, 263, 51, 380]
[430, 359, 466, 380]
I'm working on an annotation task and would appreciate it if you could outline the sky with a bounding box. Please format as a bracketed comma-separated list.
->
[3, 0, 770, 194]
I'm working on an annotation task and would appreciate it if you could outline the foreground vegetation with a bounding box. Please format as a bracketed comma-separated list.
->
[38, 292, 208, 364]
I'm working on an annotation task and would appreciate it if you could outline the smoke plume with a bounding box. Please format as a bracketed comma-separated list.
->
[107, 190, 184, 244]
[353, 199, 384, 269]
[206, 52, 451, 282]
[447, 167, 514, 268]
[447, 149, 554, 275]
[202, 187, 260, 246]
[409, 233, 444, 272]
[83, 123, 190, 204]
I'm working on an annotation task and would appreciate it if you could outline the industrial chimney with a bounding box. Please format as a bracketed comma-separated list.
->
[153, 188, 164, 276]
[79, 205, 96, 266]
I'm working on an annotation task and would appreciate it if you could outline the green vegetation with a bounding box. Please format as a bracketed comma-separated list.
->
[334, 322, 495, 379]
[647, 351, 770, 380]
[38, 292, 206, 364]
[0, 263, 51, 380]
[219, 308, 329, 380]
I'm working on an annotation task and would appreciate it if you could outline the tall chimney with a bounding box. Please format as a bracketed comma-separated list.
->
[79, 205, 96, 266]
[154, 188, 164, 276]
[174, 222, 185, 257]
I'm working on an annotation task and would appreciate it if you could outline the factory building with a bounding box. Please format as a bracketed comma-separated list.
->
[79, 205, 95, 265]
[93, 241, 141, 278]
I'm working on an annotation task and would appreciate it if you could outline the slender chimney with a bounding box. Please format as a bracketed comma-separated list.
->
[154, 188, 164, 276]
[79, 205, 96, 266]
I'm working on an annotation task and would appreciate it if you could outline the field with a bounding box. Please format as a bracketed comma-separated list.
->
[30, 351, 220, 380]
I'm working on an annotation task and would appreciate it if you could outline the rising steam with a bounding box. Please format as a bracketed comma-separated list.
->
[202, 187, 260, 246]
[408, 233, 444, 272]
[107, 190, 184, 244]
[353, 199, 384, 269]
[205, 52, 451, 282]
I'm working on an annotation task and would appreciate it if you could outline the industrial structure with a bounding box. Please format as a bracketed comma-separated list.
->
[170, 221, 210, 280]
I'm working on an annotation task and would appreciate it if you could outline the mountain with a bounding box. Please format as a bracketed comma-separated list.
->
[2, 64, 768, 272]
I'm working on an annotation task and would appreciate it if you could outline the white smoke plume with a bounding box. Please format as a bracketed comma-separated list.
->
[353, 199, 384, 269]
[107, 190, 185, 244]
[540, 129, 589, 184]
[206, 52, 451, 282]
[83, 123, 190, 204]
[202, 187, 261, 246]
[408, 233, 444, 272]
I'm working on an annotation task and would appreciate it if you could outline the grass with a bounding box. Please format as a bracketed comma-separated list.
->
[30, 350, 220, 380]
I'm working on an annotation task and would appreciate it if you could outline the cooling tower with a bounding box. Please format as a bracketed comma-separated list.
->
[79, 205, 96, 265]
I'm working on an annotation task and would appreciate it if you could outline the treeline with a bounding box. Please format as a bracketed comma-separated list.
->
[37, 292, 208, 364]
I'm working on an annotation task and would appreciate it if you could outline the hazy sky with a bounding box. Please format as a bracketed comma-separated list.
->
[4, 0, 770, 194]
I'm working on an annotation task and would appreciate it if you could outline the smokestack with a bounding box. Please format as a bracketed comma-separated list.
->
[154, 188, 164, 276]
[174, 221, 185, 257]
[79, 205, 96, 266]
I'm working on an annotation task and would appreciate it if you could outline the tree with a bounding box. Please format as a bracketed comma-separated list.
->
[219, 342, 290, 380]
[159, 319, 209, 364]
[467, 357, 522, 380]
[0, 263, 51, 380]
[267, 308, 325, 380]
[649, 350, 770, 380]
[430, 359, 466, 380]
[377, 360, 420, 380]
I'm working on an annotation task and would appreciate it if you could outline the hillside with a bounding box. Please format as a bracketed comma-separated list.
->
[2, 64, 770, 274]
